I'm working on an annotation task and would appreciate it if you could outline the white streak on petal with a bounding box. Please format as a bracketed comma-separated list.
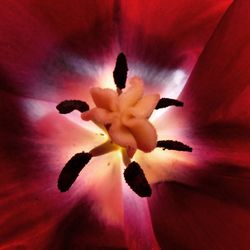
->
[150, 69, 188, 122]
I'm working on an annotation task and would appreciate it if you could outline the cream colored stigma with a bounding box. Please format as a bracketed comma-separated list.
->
[81, 76, 160, 160]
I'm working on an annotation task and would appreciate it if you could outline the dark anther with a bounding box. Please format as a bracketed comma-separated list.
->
[124, 161, 152, 197]
[157, 140, 192, 152]
[113, 52, 128, 90]
[56, 100, 89, 114]
[58, 152, 92, 192]
[155, 98, 184, 109]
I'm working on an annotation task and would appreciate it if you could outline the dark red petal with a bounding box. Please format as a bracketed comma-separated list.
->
[120, 0, 232, 71]
[0, 0, 115, 101]
[148, 161, 250, 249]
[45, 201, 126, 249]
[180, 0, 250, 128]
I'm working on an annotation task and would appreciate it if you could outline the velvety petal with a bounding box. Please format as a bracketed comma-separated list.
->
[81, 107, 116, 125]
[129, 94, 160, 118]
[118, 77, 144, 111]
[179, 0, 250, 128]
[120, 0, 232, 72]
[45, 200, 125, 249]
[109, 118, 137, 151]
[125, 118, 157, 152]
[0, 0, 115, 101]
[193, 123, 250, 170]
[148, 162, 250, 250]
[90, 87, 118, 112]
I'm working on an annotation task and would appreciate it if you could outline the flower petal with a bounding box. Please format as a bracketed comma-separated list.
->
[118, 76, 144, 111]
[120, 0, 232, 72]
[108, 118, 137, 151]
[46, 201, 126, 249]
[125, 118, 157, 152]
[90, 87, 118, 112]
[0, 90, 104, 248]
[0, 1, 115, 101]
[129, 94, 160, 118]
[180, 0, 250, 127]
[148, 162, 250, 249]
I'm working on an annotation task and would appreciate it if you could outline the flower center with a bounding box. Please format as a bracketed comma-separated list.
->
[81, 76, 160, 158]
[56, 52, 192, 197]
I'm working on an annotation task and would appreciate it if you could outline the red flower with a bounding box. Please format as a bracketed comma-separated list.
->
[1, 0, 250, 249]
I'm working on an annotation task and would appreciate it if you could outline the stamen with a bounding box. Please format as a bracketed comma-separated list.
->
[58, 152, 92, 192]
[113, 52, 128, 90]
[124, 161, 152, 197]
[155, 98, 183, 109]
[157, 140, 192, 152]
[56, 100, 89, 114]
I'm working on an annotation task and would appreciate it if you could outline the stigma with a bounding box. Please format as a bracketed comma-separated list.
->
[81, 76, 160, 158]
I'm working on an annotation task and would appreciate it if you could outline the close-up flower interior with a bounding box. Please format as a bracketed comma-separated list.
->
[1, 0, 250, 249]
[56, 52, 192, 198]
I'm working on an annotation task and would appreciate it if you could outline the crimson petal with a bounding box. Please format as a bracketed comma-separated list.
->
[0, 0, 115, 101]
[180, 0, 250, 128]
[45, 201, 126, 249]
[148, 162, 250, 249]
[120, 0, 232, 72]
